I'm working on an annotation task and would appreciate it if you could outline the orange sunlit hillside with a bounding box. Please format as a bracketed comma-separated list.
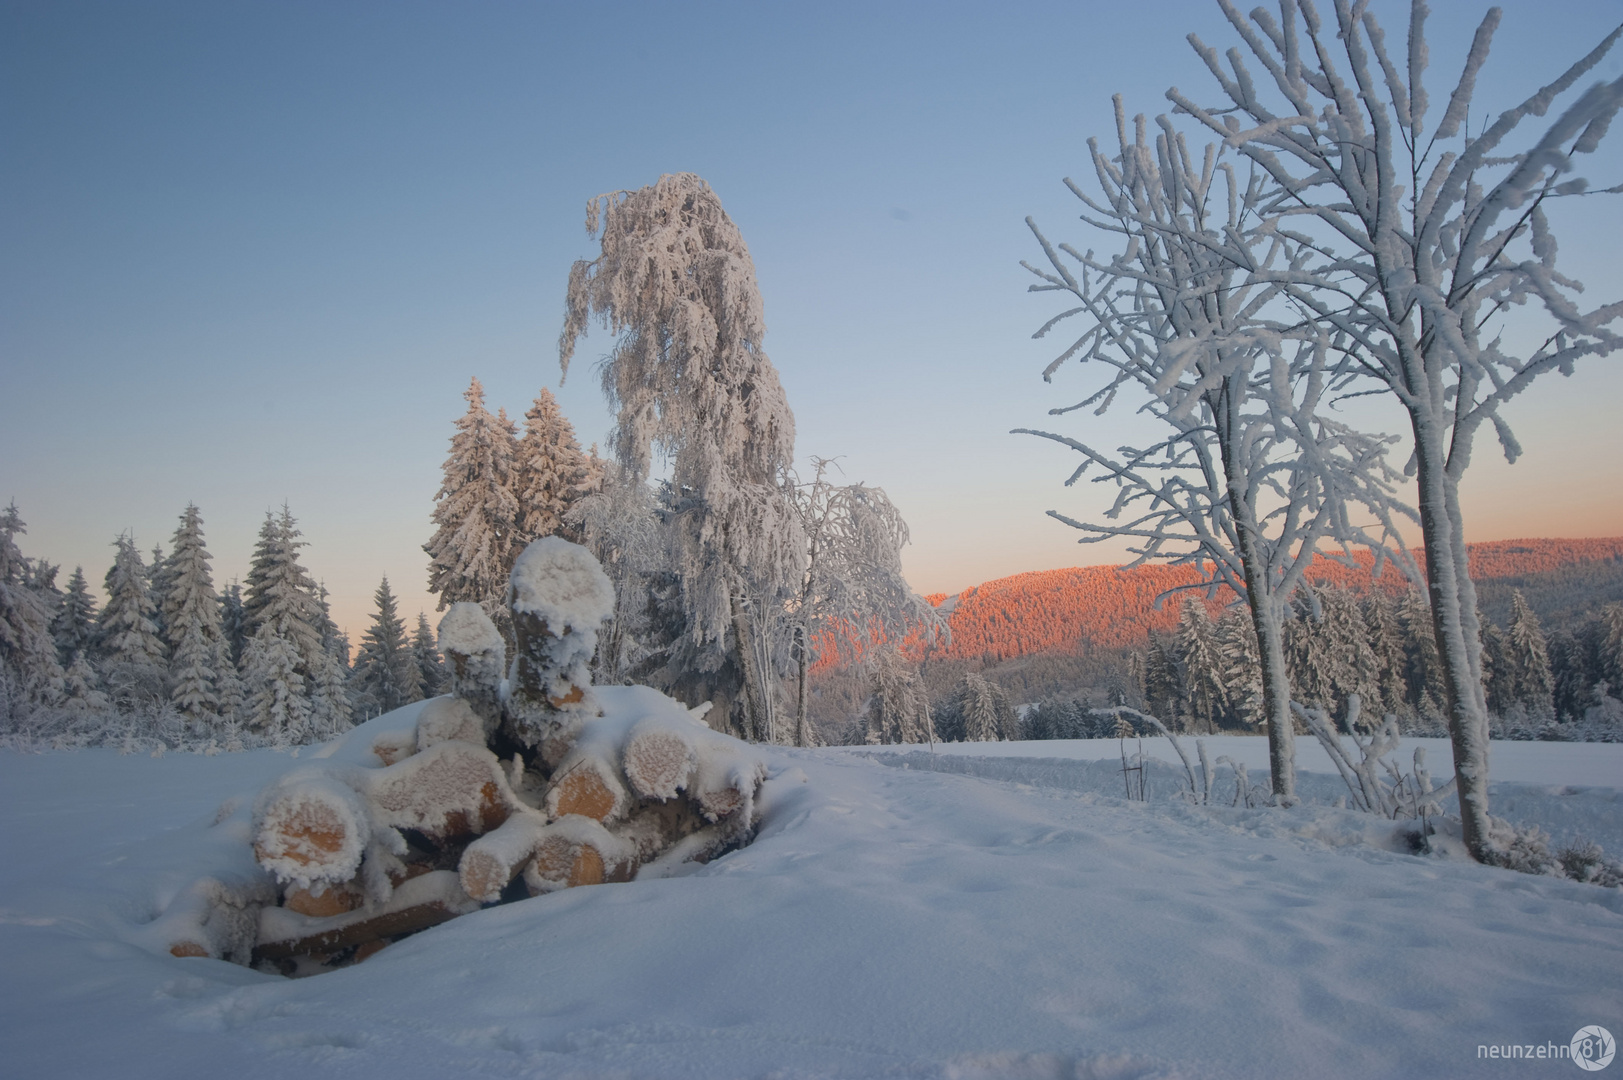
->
[813, 537, 1623, 672]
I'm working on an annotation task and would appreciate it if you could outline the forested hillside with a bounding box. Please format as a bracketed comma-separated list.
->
[921, 538, 1623, 665]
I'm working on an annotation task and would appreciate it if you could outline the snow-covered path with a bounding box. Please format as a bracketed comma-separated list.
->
[0, 744, 1619, 1079]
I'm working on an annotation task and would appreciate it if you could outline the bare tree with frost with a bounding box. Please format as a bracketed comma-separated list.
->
[425, 377, 522, 645]
[560, 173, 805, 741]
[1020, 100, 1413, 802]
[1164, 0, 1623, 859]
[786, 459, 944, 747]
[567, 466, 673, 686]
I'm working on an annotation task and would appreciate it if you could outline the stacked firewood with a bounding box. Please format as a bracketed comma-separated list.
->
[160, 538, 768, 975]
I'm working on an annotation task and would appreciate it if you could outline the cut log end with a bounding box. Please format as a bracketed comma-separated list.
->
[254, 799, 352, 872]
[550, 769, 618, 822]
[169, 941, 210, 959]
[623, 729, 694, 801]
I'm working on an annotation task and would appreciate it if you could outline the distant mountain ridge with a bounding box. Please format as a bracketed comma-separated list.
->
[914, 537, 1623, 666]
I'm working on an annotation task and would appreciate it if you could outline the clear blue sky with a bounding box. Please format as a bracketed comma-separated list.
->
[4, 0, 1621, 640]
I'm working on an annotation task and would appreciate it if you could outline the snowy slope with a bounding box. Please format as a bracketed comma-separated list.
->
[1, 739, 1619, 1080]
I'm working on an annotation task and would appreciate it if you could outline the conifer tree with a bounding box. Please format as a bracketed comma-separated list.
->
[954, 670, 1016, 742]
[350, 578, 418, 717]
[865, 647, 933, 745]
[1141, 635, 1182, 726]
[1503, 591, 1555, 719]
[513, 388, 594, 548]
[1364, 592, 1411, 720]
[411, 611, 445, 700]
[1216, 606, 1263, 728]
[1400, 589, 1446, 723]
[148, 542, 170, 643]
[1174, 600, 1225, 732]
[59, 650, 109, 718]
[425, 378, 522, 642]
[98, 534, 166, 708]
[51, 566, 99, 667]
[240, 507, 348, 740]
[161, 504, 223, 723]
[219, 581, 247, 670]
[0, 503, 64, 706]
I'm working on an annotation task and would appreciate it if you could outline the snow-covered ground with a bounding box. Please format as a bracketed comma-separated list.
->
[2, 734, 1620, 1079]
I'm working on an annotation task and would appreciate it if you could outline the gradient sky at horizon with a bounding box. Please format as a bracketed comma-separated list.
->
[4, 0, 1622, 642]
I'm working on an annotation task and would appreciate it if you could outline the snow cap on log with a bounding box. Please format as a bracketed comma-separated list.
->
[416, 696, 486, 752]
[438, 602, 505, 735]
[505, 538, 614, 754]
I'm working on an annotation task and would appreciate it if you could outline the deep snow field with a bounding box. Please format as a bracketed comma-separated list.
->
[1, 724, 1620, 1080]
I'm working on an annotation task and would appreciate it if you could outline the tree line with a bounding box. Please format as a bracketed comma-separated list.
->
[0, 501, 447, 749]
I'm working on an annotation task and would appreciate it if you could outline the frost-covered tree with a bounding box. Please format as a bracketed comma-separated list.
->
[953, 670, 1018, 742]
[1217, 605, 1263, 727]
[1499, 591, 1554, 719]
[1141, 634, 1184, 726]
[350, 578, 419, 717]
[0, 504, 64, 708]
[1364, 591, 1410, 720]
[1174, 599, 1226, 732]
[560, 173, 806, 740]
[411, 611, 444, 700]
[1399, 587, 1446, 723]
[787, 459, 945, 747]
[240, 508, 349, 741]
[568, 466, 673, 686]
[513, 388, 595, 548]
[51, 566, 99, 667]
[161, 504, 223, 724]
[1167, 2, 1623, 858]
[219, 581, 247, 670]
[865, 646, 935, 745]
[1020, 101, 1412, 802]
[425, 377, 522, 644]
[98, 534, 166, 708]
[1286, 585, 1379, 728]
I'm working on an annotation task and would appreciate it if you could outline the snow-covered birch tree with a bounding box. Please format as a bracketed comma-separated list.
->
[1164, 0, 1623, 860]
[786, 459, 945, 747]
[1019, 100, 1413, 802]
[559, 173, 805, 741]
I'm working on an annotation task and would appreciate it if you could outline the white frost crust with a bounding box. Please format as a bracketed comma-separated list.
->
[360, 740, 510, 836]
[458, 810, 550, 902]
[252, 768, 375, 891]
[416, 696, 485, 751]
[437, 602, 505, 660]
[256, 869, 480, 947]
[507, 537, 615, 635]
[622, 719, 698, 801]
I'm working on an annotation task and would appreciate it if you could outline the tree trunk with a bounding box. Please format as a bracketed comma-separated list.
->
[1411, 415, 1494, 862]
[729, 592, 766, 742]
[794, 624, 811, 748]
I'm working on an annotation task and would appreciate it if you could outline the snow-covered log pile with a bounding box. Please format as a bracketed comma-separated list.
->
[157, 537, 768, 976]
